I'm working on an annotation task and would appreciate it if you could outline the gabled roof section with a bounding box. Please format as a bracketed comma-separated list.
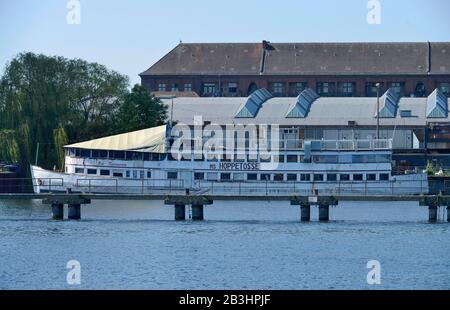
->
[235, 88, 272, 118]
[286, 88, 320, 118]
[65, 125, 167, 153]
[426, 88, 448, 118]
[375, 88, 400, 118]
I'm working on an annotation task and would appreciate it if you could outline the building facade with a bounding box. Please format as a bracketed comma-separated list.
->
[141, 41, 450, 98]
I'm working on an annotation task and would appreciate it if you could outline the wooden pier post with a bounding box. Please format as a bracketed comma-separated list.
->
[192, 204, 204, 221]
[447, 206, 450, 223]
[428, 205, 438, 223]
[174, 204, 186, 221]
[51, 203, 64, 220]
[68, 204, 81, 220]
[300, 204, 311, 222]
[318, 205, 330, 222]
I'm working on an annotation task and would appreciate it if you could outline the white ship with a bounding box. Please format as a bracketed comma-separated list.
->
[30, 123, 428, 197]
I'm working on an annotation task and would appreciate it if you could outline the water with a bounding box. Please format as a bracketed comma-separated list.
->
[0, 199, 449, 290]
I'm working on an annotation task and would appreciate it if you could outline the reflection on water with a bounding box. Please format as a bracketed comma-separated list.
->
[0, 199, 449, 289]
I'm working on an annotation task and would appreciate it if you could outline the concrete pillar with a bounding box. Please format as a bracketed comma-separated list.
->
[68, 204, 81, 220]
[300, 204, 311, 222]
[175, 204, 186, 221]
[428, 205, 438, 223]
[318, 205, 330, 222]
[192, 204, 204, 221]
[51, 204, 64, 220]
[447, 206, 450, 223]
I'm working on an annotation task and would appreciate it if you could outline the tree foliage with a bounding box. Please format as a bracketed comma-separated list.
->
[0, 52, 167, 173]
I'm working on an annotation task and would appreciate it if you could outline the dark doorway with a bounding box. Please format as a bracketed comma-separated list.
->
[247, 82, 258, 96]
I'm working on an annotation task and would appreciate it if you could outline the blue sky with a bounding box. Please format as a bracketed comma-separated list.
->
[1, 0, 450, 86]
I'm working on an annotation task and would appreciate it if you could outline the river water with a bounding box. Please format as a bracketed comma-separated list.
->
[0, 199, 449, 289]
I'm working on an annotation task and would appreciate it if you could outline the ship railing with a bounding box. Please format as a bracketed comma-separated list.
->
[74, 178, 185, 194]
[0, 178, 64, 193]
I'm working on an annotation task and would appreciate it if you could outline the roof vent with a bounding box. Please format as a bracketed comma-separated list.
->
[426, 88, 448, 118]
[375, 88, 400, 118]
[286, 88, 320, 118]
[235, 88, 273, 118]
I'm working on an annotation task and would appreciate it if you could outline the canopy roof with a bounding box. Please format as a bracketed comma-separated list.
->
[65, 125, 167, 153]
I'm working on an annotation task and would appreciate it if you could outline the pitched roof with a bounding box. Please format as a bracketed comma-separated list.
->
[141, 42, 450, 76]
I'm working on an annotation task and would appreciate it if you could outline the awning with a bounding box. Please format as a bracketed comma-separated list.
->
[65, 125, 167, 153]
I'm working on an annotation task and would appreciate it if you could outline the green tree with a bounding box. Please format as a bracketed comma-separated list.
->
[117, 84, 167, 133]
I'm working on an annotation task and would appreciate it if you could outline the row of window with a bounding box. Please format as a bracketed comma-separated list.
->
[158, 83, 193, 92]
[194, 172, 390, 182]
[74, 167, 152, 179]
[68, 149, 164, 161]
[157, 82, 240, 96]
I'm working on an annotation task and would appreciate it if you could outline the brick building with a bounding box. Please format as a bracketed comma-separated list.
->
[140, 41, 450, 98]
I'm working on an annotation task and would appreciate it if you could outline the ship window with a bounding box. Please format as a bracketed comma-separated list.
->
[75, 167, 84, 174]
[379, 173, 390, 181]
[314, 174, 324, 181]
[92, 150, 108, 159]
[151, 153, 161, 161]
[300, 174, 311, 181]
[247, 173, 258, 181]
[287, 155, 298, 163]
[327, 174, 337, 181]
[233, 173, 245, 181]
[112, 151, 125, 160]
[287, 174, 297, 181]
[276, 155, 285, 163]
[220, 173, 231, 181]
[194, 172, 205, 180]
[207, 173, 218, 181]
[376, 154, 391, 162]
[260, 156, 271, 163]
[125, 170, 130, 178]
[100, 169, 110, 176]
[367, 174, 376, 181]
[68, 148, 76, 157]
[113, 170, 123, 177]
[353, 174, 363, 181]
[340, 174, 350, 181]
[167, 172, 178, 179]
[87, 169, 97, 175]
[81, 150, 91, 158]
[132, 170, 138, 179]
[147, 171, 152, 179]
[274, 174, 284, 181]
[260, 174, 271, 181]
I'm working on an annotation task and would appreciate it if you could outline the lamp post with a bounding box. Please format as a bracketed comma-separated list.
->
[376, 83, 380, 140]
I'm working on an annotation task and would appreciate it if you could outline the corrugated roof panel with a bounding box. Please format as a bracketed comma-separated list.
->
[376, 88, 400, 118]
[235, 88, 272, 118]
[286, 88, 320, 118]
[426, 88, 448, 118]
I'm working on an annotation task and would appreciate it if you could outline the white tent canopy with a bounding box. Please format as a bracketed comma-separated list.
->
[65, 125, 167, 153]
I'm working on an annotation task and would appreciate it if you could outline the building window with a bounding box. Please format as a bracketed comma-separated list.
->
[202, 83, 216, 95]
[353, 174, 364, 181]
[287, 174, 297, 181]
[313, 174, 324, 181]
[167, 172, 178, 179]
[75, 167, 84, 174]
[300, 174, 311, 181]
[379, 173, 390, 181]
[366, 174, 376, 181]
[365, 82, 382, 97]
[100, 169, 110, 176]
[414, 82, 426, 97]
[274, 174, 284, 181]
[247, 173, 258, 181]
[289, 82, 307, 96]
[327, 174, 337, 182]
[158, 83, 166, 92]
[220, 173, 231, 181]
[439, 83, 450, 96]
[338, 82, 355, 97]
[340, 174, 350, 181]
[227, 82, 238, 95]
[390, 82, 404, 96]
[260, 174, 271, 181]
[317, 82, 335, 96]
[87, 169, 97, 175]
[270, 82, 285, 96]
[171, 83, 179, 92]
[184, 83, 193, 92]
[287, 155, 298, 163]
[194, 172, 205, 180]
